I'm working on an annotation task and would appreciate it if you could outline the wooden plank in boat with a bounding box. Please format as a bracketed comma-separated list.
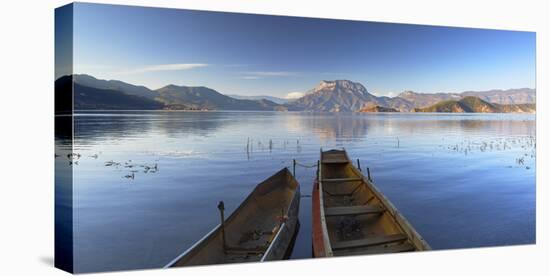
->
[225, 246, 267, 251]
[225, 245, 268, 254]
[322, 159, 349, 164]
[333, 243, 415, 256]
[331, 234, 407, 250]
[322, 177, 362, 183]
[325, 205, 384, 217]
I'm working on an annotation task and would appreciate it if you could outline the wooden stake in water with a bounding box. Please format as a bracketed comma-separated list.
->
[367, 167, 372, 181]
[316, 160, 320, 177]
[293, 159, 296, 176]
[357, 159, 362, 171]
[217, 201, 227, 251]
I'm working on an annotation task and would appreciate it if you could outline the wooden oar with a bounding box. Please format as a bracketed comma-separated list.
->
[217, 201, 227, 252]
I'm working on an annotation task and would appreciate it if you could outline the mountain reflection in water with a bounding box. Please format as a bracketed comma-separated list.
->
[55, 111, 535, 273]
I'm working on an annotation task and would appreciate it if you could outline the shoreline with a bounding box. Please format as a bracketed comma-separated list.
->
[69, 109, 537, 115]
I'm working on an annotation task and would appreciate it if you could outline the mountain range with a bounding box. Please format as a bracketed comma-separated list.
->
[413, 96, 535, 113]
[58, 74, 286, 111]
[155, 84, 286, 111]
[399, 88, 536, 108]
[57, 74, 535, 113]
[289, 80, 534, 112]
[227, 94, 289, 105]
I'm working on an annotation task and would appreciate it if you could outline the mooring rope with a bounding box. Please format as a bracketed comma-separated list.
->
[291, 159, 319, 179]
[294, 161, 318, 168]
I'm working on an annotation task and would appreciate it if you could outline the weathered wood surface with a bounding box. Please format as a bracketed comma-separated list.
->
[311, 180, 327, 258]
[331, 234, 407, 250]
[166, 168, 300, 267]
[324, 205, 384, 217]
[322, 177, 362, 183]
[311, 149, 430, 258]
[322, 159, 349, 164]
[333, 243, 415, 256]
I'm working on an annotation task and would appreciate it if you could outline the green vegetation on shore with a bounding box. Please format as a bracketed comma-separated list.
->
[358, 105, 399, 113]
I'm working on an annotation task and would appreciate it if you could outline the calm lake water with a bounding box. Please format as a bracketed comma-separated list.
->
[58, 111, 536, 273]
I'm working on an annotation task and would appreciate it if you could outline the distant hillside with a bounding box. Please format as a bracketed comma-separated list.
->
[73, 74, 158, 99]
[56, 75, 164, 110]
[156, 85, 287, 111]
[374, 96, 415, 111]
[358, 105, 399, 112]
[72, 84, 164, 110]
[64, 75, 287, 111]
[55, 75, 73, 114]
[413, 96, 498, 113]
[398, 91, 461, 108]
[398, 88, 535, 108]
[228, 94, 288, 104]
[414, 96, 535, 113]
[496, 103, 536, 113]
[461, 88, 536, 105]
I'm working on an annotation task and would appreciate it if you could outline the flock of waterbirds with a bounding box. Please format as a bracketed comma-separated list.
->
[55, 152, 159, 180]
[104, 160, 159, 179]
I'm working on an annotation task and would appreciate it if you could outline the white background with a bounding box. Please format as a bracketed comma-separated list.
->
[0, 0, 548, 275]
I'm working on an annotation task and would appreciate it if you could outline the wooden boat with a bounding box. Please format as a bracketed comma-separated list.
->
[166, 168, 300, 267]
[312, 149, 430, 257]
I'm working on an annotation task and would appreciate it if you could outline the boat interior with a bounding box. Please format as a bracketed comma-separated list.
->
[171, 168, 299, 266]
[320, 149, 420, 256]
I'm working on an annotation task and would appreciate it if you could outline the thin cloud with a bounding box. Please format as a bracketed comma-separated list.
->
[241, 76, 261, 80]
[224, 64, 249, 68]
[119, 63, 208, 74]
[242, 71, 298, 79]
[285, 91, 305, 99]
[250, 71, 296, 77]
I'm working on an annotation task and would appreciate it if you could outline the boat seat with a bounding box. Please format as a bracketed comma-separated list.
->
[225, 245, 268, 255]
[331, 234, 408, 250]
[322, 177, 362, 183]
[325, 205, 384, 217]
[322, 159, 349, 164]
[323, 182, 364, 197]
[333, 242, 415, 256]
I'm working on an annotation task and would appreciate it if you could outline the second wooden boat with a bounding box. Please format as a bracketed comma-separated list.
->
[166, 168, 300, 267]
[312, 149, 430, 257]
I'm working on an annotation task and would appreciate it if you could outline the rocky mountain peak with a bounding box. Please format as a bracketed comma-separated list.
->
[159, 84, 181, 90]
[312, 80, 369, 95]
[398, 90, 417, 97]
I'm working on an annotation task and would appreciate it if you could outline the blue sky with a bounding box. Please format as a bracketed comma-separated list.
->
[69, 3, 536, 98]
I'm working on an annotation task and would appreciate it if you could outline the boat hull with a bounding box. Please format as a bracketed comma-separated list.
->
[312, 149, 430, 258]
[166, 168, 300, 267]
[311, 179, 326, 258]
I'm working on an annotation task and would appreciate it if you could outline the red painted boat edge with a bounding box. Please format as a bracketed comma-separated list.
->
[311, 178, 326, 258]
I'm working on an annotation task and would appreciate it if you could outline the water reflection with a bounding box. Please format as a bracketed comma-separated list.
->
[285, 114, 372, 142]
[67, 111, 535, 273]
[55, 115, 74, 271]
